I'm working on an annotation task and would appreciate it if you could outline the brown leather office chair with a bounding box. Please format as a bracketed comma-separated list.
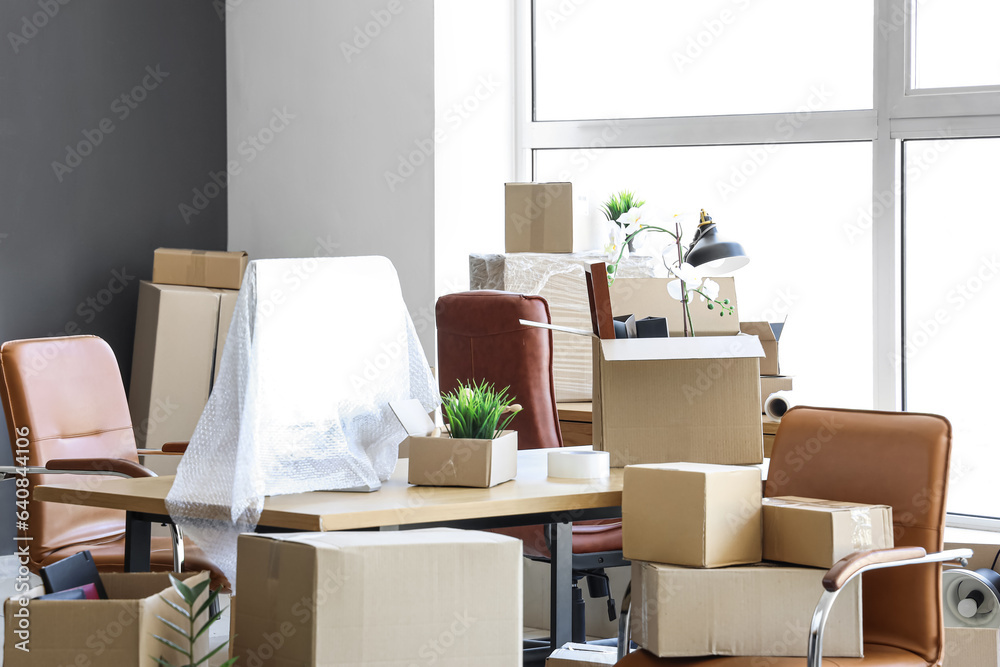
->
[436, 290, 626, 642]
[616, 406, 968, 667]
[0, 336, 225, 587]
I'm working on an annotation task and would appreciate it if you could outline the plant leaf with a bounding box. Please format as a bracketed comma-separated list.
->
[169, 574, 197, 607]
[153, 634, 192, 657]
[158, 595, 191, 620]
[193, 638, 232, 666]
[195, 589, 221, 620]
[151, 657, 177, 667]
[188, 579, 211, 606]
[155, 615, 191, 641]
[194, 607, 228, 641]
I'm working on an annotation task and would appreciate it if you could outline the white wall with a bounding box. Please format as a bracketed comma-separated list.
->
[433, 1, 514, 299]
[226, 0, 436, 355]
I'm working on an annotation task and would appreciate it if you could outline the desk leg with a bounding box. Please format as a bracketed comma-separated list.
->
[549, 522, 572, 652]
[124, 511, 151, 572]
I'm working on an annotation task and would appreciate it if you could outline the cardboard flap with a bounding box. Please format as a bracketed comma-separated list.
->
[599, 334, 764, 362]
[740, 321, 776, 342]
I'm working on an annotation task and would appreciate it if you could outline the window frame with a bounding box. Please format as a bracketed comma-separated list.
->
[514, 0, 1000, 527]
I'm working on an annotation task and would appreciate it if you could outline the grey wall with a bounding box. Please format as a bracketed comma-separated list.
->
[226, 0, 437, 356]
[0, 1, 228, 553]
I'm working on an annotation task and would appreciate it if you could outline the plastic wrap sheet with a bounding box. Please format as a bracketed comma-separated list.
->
[165, 257, 439, 587]
[469, 252, 660, 402]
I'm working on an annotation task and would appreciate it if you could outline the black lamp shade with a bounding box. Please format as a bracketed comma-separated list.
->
[685, 216, 749, 275]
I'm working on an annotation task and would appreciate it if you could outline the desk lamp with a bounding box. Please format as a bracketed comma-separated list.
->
[684, 209, 750, 275]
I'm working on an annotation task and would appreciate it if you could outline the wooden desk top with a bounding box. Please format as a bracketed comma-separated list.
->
[556, 402, 780, 436]
[35, 448, 624, 533]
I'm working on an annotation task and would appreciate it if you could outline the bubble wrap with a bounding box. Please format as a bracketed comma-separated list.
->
[165, 257, 439, 587]
[469, 252, 661, 401]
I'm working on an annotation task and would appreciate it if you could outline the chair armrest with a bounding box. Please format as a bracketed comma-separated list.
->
[161, 442, 188, 454]
[823, 547, 926, 591]
[46, 458, 155, 478]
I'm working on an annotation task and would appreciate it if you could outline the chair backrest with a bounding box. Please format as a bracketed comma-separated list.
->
[0, 336, 139, 565]
[766, 406, 951, 664]
[435, 291, 563, 449]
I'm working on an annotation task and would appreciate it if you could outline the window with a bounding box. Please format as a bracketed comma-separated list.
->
[533, 0, 874, 119]
[904, 137, 1000, 517]
[517, 0, 1000, 520]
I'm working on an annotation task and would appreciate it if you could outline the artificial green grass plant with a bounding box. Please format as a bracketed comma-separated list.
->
[441, 380, 520, 439]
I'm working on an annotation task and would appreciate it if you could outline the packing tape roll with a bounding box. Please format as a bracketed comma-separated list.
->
[548, 450, 611, 479]
[764, 390, 797, 420]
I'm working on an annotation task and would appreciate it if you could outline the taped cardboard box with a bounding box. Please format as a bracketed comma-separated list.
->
[546, 642, 617, 666]
[152, 247, 249, 290]
[623, 462, 762, 568]
[593, 335, 764, 466]
[632, 561, 863, 658]
[944, 628, 1000, 667]
[740, 321, 785, 376]
[469, 253, 661, 402]
[234, 529, 522, 666]
[406, 431, 517, 487]
[505, 182, 574, 253]
[763, 496, 893, 569]
[129, 281, 237, 449]
[3, 572, 202, 667]
[760, 376, 793, 412]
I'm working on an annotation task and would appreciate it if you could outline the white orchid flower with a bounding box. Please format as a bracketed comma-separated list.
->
[603, 225, 629, 262]
[617, 207, 644, 227]
[667, 262, 703, 284]
[698, 278, 721, 302]
[666, 279, 685, 301]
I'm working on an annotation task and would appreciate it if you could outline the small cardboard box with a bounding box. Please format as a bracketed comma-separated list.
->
[3, 572, 200, 667]
[623, 462, 762, 568]
[944, 628, 1000, 667]
[234, 529, 522, 666]
[760, 376, 793, 412]
[152, 247, 249, 290]
[763, 496, 894, 569]
[593, 335, 764, 466]
[407, 431, 518, 487]
[129, 281, 237, 449]
[505, 182, 573, 253]
[632, 561, 863, 658]
[546, 642, 617, 666]
[740, 321, 784, 376]
[610, 277, 740, 337]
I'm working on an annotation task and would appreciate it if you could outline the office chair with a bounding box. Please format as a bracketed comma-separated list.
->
[436, 290, 627, 647]
[615, 406, 970, 667]
[0, 335, 226, 588]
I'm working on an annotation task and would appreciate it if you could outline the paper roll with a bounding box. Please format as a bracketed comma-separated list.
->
[764, 391, 797, 420]
[548, 450, 611, 479]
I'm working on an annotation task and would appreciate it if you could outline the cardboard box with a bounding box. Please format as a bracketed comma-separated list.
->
[763, 496, 893, 569]
[505, 182, 573, 253]
[546, 643, 617, 666]
[469, 253, 661, 402]
[610, 277, 740, 337]
[760, 375, 793, 412]
[3, 572, 200, 667]
[592, 335, 764, 466]
[632, 561, 863, 658]
[740, 321, 784, 376]
[407, 431, 518, 487]
[234, 529, 522, 666]
[152, 247, 249, 290]
[623, 462, 762, 568]
[944, 628, 1000, 667]
[129, 281, 236, 449]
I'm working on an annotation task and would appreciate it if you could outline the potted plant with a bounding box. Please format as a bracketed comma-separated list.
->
[601, 190, 646, 252]
[406, 381, 521, 488]
[152, 574, 237, 667]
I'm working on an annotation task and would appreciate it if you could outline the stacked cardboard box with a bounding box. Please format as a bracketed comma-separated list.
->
[621, 462, 881, 659]
[741, 321, 794, 415]
[129, 249, 248, 466]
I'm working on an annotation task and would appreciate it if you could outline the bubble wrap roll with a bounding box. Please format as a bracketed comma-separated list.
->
[166, 257, 439, 587]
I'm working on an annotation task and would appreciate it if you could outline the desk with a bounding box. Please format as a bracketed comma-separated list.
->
[558, 402, 781, 457]
[35, 448, 623, 655]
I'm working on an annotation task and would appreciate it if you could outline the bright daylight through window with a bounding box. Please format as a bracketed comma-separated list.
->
[521, 0, 1000, 519]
